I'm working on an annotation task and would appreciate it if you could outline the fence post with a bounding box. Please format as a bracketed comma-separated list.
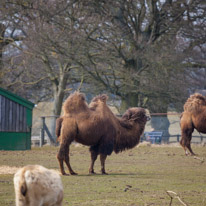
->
[200, 135, 203, 144]
[50, 116, 58, 145]
[177, 134, 180, 142]
[40, 117, 45, 147]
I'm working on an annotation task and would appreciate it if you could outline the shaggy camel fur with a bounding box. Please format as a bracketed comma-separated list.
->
[13, 165, 63, 206]
[56, 92, 149, 175]
[180, 93, 206, 155]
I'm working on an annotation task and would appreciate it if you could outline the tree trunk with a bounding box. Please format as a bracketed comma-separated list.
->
[50, 71, 68, 143]
[0, 45, 3, 86]
[150, 115, 170, 143]
[119, 93, 140, 114]
[0, 24, 6, 86]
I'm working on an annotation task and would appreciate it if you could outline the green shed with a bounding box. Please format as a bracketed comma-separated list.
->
[0, 88, 35, 150]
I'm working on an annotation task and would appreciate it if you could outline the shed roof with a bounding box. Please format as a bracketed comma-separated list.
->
[0, 87, 35, 110]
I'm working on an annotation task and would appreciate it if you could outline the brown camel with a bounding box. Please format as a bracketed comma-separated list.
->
[56, 92, 149, 175]
[180, 93, 206, 155]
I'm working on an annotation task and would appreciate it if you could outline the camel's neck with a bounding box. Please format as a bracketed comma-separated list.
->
[114, 122, 146, 154]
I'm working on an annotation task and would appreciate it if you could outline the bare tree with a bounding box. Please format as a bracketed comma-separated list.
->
[1, 0, 206, 116]
[78, 0, 205, 112]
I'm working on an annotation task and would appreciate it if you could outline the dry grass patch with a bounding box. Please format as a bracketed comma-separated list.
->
[0, 144, 206, 206]
[0, 166, 20, 175]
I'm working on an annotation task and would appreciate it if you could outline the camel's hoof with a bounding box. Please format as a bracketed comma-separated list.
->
[185, 152, 196, 156]
[101, 172, 108, 175]
[70, 172, 78, 175]
[61, 172, 69, 176]
[89, 171, 96, 175]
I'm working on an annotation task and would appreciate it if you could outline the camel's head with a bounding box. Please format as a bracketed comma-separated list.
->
[122, 107, 150, 124]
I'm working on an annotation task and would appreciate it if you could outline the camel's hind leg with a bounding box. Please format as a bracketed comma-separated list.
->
[100, 154, 108, 175]
[185, 135, 196, 156]
[89, 150, 98, 174]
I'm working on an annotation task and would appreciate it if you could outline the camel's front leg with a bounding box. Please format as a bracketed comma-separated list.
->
[64, 145, 77, 175]
[57, 143, 67, 175]
[57, 119, 77, 175]
[57, 142, 77, 175]
[100, 154, 108, 175]
[89, 149, 98, 174]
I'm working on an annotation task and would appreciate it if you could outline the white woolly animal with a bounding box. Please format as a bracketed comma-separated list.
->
[13, 165, 63, 206]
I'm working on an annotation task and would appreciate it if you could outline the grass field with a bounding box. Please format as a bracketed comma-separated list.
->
[0, 143, 206, 206]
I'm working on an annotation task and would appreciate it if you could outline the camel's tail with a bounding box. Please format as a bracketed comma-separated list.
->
[56, 117, 63, 142]
[180, 113, 183, 119]
[15, 168, 27, 197]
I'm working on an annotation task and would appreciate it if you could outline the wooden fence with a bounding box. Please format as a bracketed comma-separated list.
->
[39, 116, 59, 147]
[38, 115, 206, 147]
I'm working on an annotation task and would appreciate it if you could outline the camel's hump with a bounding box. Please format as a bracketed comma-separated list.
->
[184, 93, 206, 112]
[91, 94, 108, 103]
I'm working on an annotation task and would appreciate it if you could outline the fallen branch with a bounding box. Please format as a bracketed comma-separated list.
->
[193, 156, 204, 163]
[166, 191, 188, 206]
